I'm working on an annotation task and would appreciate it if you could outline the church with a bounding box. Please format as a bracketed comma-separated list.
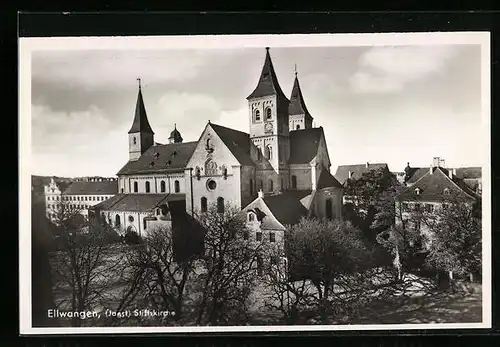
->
[91, 48, 343, 244]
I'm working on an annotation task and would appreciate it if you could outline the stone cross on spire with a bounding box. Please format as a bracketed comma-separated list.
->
[137, 77, 141, 89]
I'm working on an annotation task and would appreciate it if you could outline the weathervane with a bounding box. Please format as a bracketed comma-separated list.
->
[294, 63, 297, 76]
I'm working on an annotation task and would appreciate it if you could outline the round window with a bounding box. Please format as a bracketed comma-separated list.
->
[128, 215, 134, 222]
[207, 179, 217, 191]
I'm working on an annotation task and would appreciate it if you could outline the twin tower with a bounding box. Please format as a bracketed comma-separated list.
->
[127, 47, 315, 166]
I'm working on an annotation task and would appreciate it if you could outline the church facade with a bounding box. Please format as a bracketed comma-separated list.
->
[92, 48, 343, 243]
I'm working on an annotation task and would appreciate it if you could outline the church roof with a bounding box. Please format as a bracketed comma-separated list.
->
[316, 168, 343, 189]
[117, 141, 197, 175]
[288, 127, 324, 164]
[128, 85, 154, 134]
[397, 167, 476, 202]
[63, 180, 118, 195]
[209, 123, 255, 166]
[334, 163, 389, 185]
[246, 48, 289, 102]
[91, 193, 185, 212]
[288, 74, 312, 120]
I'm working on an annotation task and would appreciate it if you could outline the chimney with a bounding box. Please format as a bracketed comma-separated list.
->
[448, 169, 453, 179]
[366, 162, 369, 168]
[348, 170, 352, 179]
[433, 157, 440, 168]
[429, 165, 433, 175]
[258, 189, 264, 199]
[453, 168, 457, 175]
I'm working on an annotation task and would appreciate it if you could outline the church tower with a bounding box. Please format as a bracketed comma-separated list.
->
[168, 124, 183, 144]
[128, 79, 154, 161]
[247, 48, 290, 177]
[288, 69, 313, 131]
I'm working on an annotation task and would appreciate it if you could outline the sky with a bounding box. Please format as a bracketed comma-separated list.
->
[30, 43, 484, 177]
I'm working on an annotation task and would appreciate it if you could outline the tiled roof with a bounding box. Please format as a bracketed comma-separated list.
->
[289, 127, 324, 164]
[63, 180, 118, 195]
[117, 141, 197, 175]
[288, 75, 312, 120]
[210, 123, 255, 166]
[404, 167, 429, 184]
[397, 167, 475, 202]
[91, 193, 185, 212]
[246, 48, 289, 103]
[334, 163, 389, 185]
[316, 168, 343, 189]
[263, 191, 309, 228]
[128, 86, 154, 134]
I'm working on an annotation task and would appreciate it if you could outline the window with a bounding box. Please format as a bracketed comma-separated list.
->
[115, 215, 121, 228]
[160, 181, 166, 193]
[143, 218, 147, 230]
[268, 179, 273, 192]
[265, 145, 271, 160]
[145, 181, 151, 193]
[413, 220, 421, 232]
[291, 175, 297, 189]
[207, 179, 217, 191]
[156, 208, 161, 216]
[415, 188, 421, 195]
[121, 188, 124, 193]
[442, 204, 449, 210]
[326, 199, 333, 219]
[256, 232, 263, 241]
[133, 137, 137, 145]
[250, 179, 254, 196]
[93, 196, 96, 201]
[296, 124, 300, 130]
[259, 179, 264, 191]
[443, 188, 451, 195]
[255, 110, 261, 122]
[217, 197, 224, 213]
[414, 203, 421, 211]
[205, 138, 211, 150]
[248, 212, 255, 222]
[265, 107, 272, 120]
[201, 197, 207, 213]
[222, 167, 228, 179]
[257, 148, 262, 161]
[174, 180, 180, 193]
[133, 182, 138, 193]
[425, 204, 434, 213]
[269, 232, 276, 243]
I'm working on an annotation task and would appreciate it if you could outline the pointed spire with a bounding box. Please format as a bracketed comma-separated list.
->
[247, 47, 289, 101]
[288, 69, 311, 118]
[128, 79, 154, 134]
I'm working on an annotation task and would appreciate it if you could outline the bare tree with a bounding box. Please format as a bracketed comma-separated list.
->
[193, 203, 265, 326]
[50, 201, 124, 327]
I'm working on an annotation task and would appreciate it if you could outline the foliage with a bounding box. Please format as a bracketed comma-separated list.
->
[426, 197, 482, 278]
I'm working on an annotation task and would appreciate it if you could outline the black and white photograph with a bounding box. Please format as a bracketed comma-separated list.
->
[19, 33, 491, 333]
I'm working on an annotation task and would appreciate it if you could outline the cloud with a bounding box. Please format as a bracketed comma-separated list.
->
[350, 45, 460, 93]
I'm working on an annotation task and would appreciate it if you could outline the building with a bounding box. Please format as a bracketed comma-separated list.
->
[44, 177, 118, 224]
[395, 158, 481, 248]
[91, 47, 343, 247]
[334, 162, 390, 205]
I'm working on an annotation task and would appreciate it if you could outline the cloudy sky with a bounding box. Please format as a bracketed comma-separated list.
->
[30, 43, 484, 177]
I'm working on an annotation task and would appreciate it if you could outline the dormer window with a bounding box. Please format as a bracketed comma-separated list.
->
[153, 152, 159, 159]
[265, 107, 272, 120]
[443, 188, 450, 195]
[414, 188, 421, 195]
[166, 160, 171, 167]
[248, 212, 255, 222]
[149, 161, 155, 167]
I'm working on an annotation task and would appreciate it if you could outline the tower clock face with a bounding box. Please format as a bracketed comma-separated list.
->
[264, 122, 274, 133]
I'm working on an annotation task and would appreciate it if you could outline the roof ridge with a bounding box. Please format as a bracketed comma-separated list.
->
[209, 123, 250, 137]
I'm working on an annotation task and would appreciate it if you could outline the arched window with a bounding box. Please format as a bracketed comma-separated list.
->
[115, 214, 121, 228]
[255, 110, 261, 121]
[259, 179, 264, 191]
[174, 180, 180, 193]
[443, 188, 450, 195]
[268, 179, 273, 192]
[265, 146, 271, 160]
[133, 182, 138, 193]
[133, 137, 137, 145]
[248, 212, 255, 222]
[143, 218, 147, 230]
[250, 179, 254, 196]
[217, 197, 224, 213]
[266, 107, 272, 120]
[326, 199, 333, 219]
[145, 181, 150, 193]
[160, 180, 166, 193]
[257, 148, 262, 161]
[296, 124, 300, 130]
[291, 175, 297, 189]
[201, 197, 207, 212]
[121, 188, 124, 193]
